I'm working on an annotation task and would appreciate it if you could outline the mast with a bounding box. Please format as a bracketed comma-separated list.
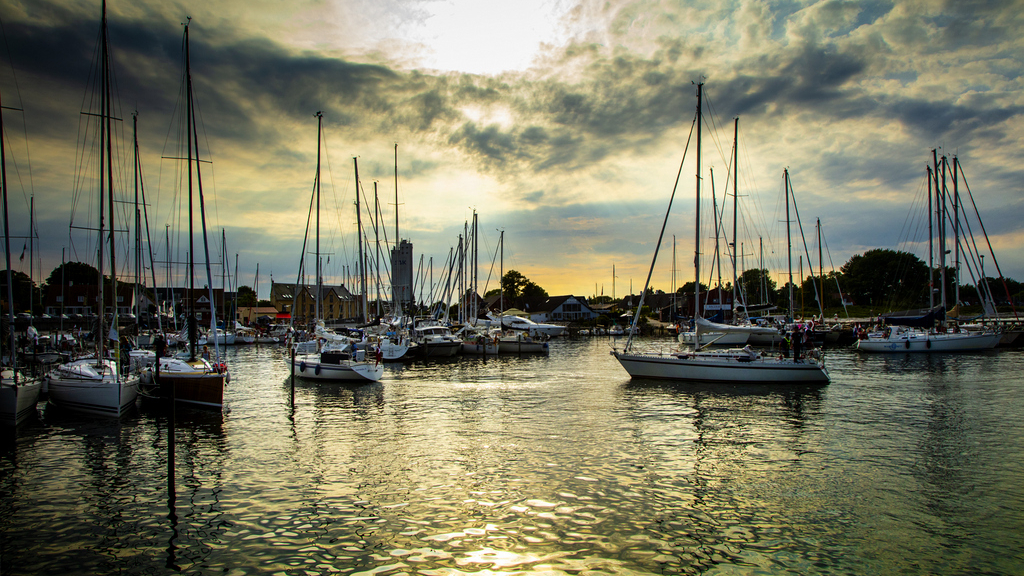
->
[952, 155, 960, 310]
[694, 82, 703, 325]
[133, 112, 141, 329]
[1, 86, 19, 378]
[315, 111, 322, 323]
[731, 117, 739, 316]
[184, 18, 196, 360]
[939, 154, 948, 311]
[927, 163, 934, 310]
[817, 217, 823, 316]
[97, 0, 110, 364]
[373, 182, 380, 316]
[785, 168, 793, 320]
[185, 18, 221, 362]
[353, 157, 367, 322]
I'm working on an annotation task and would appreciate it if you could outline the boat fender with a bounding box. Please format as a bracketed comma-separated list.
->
[905, 340, 911, 349]
[315, 364, 321, 376]
[926, 339, 931, 349]
[299, 361, 307, 372]
[225, 372, 231, 384]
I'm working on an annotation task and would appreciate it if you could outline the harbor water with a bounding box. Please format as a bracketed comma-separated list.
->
[2, 337, 1023, 574]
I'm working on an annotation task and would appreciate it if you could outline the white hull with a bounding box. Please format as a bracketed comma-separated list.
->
[292, 353, 383, 382]
[613, 350, 830, 383]
[46, 359, 139, 417]
[856, 330, 1001, 352]
[1, 371, 43, 426]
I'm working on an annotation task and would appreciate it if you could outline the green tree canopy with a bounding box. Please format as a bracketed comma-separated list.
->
[237, 285, 258, 307]
[840, 249, 928, 309]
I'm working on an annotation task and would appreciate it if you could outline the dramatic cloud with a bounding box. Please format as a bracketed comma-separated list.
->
[1, 0, 1021, 302]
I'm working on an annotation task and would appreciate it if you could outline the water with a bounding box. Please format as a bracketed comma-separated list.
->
[2, 338, 1023, 575]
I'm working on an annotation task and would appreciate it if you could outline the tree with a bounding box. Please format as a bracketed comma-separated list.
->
[520, 281, 548, 311]
[840, 249, 928, 309]
[501, 270, 530, 301]
[0, 270, 35, 313]
[237, 285, 258, 307]
[45, 261, 100, 288]
[737, 268, 776, 304]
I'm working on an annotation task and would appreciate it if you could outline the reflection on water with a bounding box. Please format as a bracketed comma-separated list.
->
[1, 340, 1022, 574]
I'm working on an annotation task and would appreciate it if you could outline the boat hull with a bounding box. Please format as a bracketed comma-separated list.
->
[497, 337, 549, 354]
[613, 351, 830, 383]
[417, 341, 462, 357]
[1, 375, 43, 426]
[462, 341, 499, 355]
[292, 354, 383, 382]
[46, 365, 139, 418]
[856, 331, 1001, 353]
[150, 372, 226, 409]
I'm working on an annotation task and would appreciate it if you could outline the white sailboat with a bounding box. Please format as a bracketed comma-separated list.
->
[289, 114, 383, 382]
[856, 153, 1002, 354]
[139, 19, 227, 408]
[612, 83, 829, 384]
[1, 86, 42, 426]
[46, 2, 140, 416]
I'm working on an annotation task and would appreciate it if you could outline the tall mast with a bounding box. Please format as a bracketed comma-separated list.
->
[373, 182, 380, 316]
[939, 154, 948, 310]
[1, 86, 19, 377]
[952, 155, 960, 310]
[133, 112, 141, 327]
[927, 163, 934, 310]
[394, 143, 399, 247]
[315, 111, 322, 322]
[731, 117, 739, 316]
[817, 218, 823, 316]
[694, 82, 703, 322]
[354, 157, 367, 322]
[185, 18, 221, 362]
[184, 18, 196, 359]
[785, 169, 793, 320]
[97, 0, 109, 363]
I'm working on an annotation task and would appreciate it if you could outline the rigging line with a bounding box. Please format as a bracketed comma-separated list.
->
[958, 164, 1019, 319]
[625, 103, 697, 350]
[786, 176, 823, 317]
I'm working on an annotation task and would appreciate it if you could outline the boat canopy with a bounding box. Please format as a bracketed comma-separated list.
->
[882, 306, 944, 328]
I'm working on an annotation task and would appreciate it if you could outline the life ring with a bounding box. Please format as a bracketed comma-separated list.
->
[314, 364, 321, 376]
[299, 361, 307, 372]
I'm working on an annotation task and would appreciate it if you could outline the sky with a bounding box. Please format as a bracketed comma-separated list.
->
[1, 0, 1022, 306]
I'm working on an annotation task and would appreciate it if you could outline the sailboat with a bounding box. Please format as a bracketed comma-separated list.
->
[612, 83, 829, 384]
[139, 19, 228, 408]
[289, 114, 383, 382]
[856, 152, 1001, 353]
[0, 87, 42, 426]
[45, 1, 140, 416]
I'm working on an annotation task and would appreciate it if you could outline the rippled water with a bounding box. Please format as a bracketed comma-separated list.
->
[2, 338, 1023, 575]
